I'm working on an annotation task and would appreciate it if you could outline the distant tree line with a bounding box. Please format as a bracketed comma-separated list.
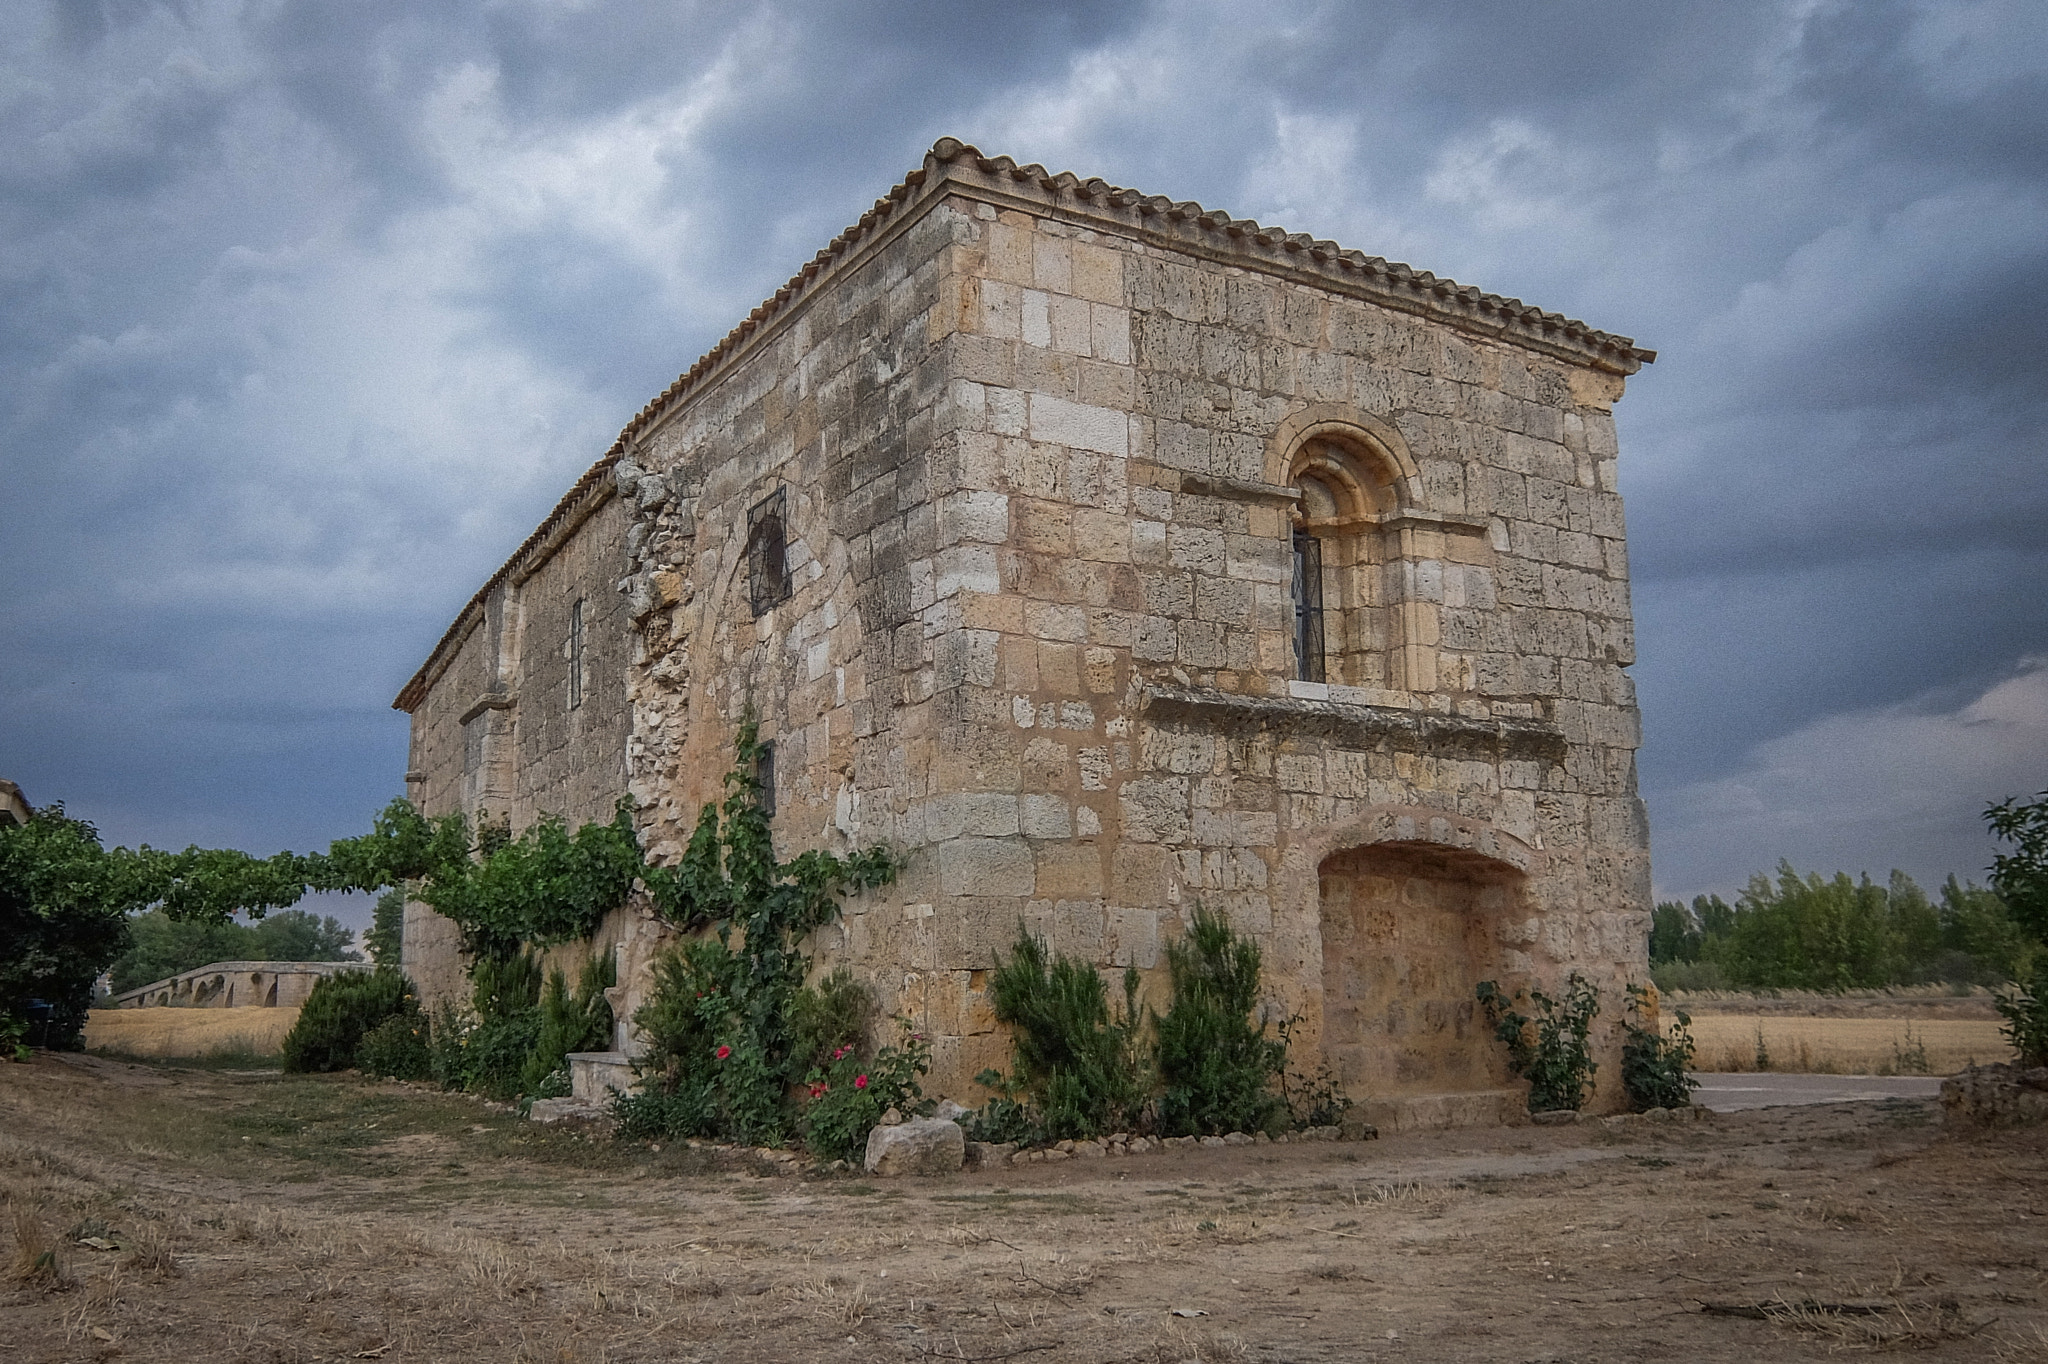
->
[1650, 866, 2033, 992]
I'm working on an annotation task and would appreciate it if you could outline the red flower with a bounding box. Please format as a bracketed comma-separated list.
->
[715, 1045, 732, 1060]
[833, 1045, 850, 1060]
[808, 1082, 828, 1098]
[854, 1074, 869, 1090]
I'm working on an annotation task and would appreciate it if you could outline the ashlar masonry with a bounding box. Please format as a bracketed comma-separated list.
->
[393, 139, 1657, 1131]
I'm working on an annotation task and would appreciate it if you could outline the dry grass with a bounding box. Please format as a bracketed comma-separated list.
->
[82, 1006, 298, 1060]
[9, 1203, 66, 1288]
[1678, 1013, 2010, 1074]
[4, 1050, 2045, 1362]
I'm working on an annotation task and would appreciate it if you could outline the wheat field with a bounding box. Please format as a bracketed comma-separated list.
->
[1676, 1012, 2010, 1075]
[83, 1006, 299, 1060]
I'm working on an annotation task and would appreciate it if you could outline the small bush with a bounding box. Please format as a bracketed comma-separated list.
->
[521, 953, 615, 1095]
[799, 1022, 932, 1163]
[1276, 1016, 1353, 1129]
[460, 950, 546, 1100]
[1996, 967, 2048, 1065]
[1154, 906, 1284, 1137]
[282, 967, 409, 1073]
[1476, 973, 1600, 1113]
[1619, 983, 1696, 1111]
[1649, 959, 1728, 993]
[358, 1011, 431, 1081]
[962, 1071, 1037, 1145]
[984, 926, 1148, 1141]
[427, 1002, 474, 1091]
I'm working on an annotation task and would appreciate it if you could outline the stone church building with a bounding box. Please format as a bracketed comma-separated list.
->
[393, 139, 1656, 1130]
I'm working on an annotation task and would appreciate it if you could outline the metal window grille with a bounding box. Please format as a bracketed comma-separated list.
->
[1293, 529, 1326, 683]
[747, 488, 792, 615]
[755, 740, 776, 818]
[567, 598, 585, 710]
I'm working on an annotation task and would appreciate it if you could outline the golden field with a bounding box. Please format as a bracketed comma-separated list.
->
[1675, 1011, 2010, 1075]
[83, 1006, 299, 1060]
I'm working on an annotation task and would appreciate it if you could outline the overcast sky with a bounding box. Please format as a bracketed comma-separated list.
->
[4, 0, 2044, 936]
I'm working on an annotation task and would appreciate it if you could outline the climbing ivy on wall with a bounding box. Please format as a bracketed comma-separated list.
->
[616, 720, 902, 1146]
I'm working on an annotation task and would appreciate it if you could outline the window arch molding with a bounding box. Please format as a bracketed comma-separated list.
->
[1263, 404, 1423, 511]
[1268, 406, 1429, 691]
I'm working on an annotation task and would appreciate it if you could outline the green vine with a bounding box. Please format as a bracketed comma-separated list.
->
[1476, 973, 1601, 1113]
[614, 719, 901, 1146]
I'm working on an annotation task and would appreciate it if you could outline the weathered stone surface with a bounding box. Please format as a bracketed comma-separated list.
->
[865, 1116, 966, 1176]
[1942, 1063, 2048, 1127]
[394, 142, 1655, 1127]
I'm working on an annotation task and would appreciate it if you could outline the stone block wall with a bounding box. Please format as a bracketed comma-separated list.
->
[396, 143, 1653, 1124]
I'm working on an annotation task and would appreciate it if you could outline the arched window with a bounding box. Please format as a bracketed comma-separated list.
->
[1287, 437, 1401, 688]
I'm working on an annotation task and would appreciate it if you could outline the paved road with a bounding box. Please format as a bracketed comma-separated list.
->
[1691, 1071, 1947, 1111]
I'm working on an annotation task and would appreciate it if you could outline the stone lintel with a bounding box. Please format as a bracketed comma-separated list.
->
[1138, 685, 1567, 761]
[1382, 507, 1492, 535]
[1178, 472, 1303, 505]
[458, 692, 518, 726]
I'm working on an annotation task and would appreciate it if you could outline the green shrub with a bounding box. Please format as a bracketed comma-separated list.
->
[1476, 973, 1600, 1113]
[1996, 967, 2048, 1066]
[358, 1010, 431, 1081]
[1649, 959, 1728, 993]
[1619, 984, 1696, 1111]
[983, 927, 1148, 1141]
[1153, 906, 1284, 1137]
[799, 1022, 933, 1163]
[617, 720, 897, 1148]
[521, 953, 615, 1095]
[1275, 1016, 1353, 1129]
[282, 967, 409, 1072]
[460, 951, 545, 1100]
[962, 1071, 1036, 1145]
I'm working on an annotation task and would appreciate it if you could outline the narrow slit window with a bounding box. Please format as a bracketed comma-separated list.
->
[1293, 528, 1326, 684]
[747, 487, 792, 615]
[567, 598, 585, 710]
[755, 740, 776, 819]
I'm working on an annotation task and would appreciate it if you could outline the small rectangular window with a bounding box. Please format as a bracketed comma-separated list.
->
[567, 598, 586, 710]
[1293, 529, 1326, 684]
[755, 740, 776, 819]
[747, 488, 792, 615]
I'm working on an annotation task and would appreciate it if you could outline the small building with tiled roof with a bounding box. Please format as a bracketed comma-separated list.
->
[393, 140, 1656, 1128]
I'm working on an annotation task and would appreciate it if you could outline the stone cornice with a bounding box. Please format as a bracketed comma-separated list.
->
[1138, 684, 1567, 762]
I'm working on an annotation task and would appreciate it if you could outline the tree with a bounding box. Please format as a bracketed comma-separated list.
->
[1987, 790, 2048, 944]
[364, 887, 405, 965]
[1, 806, 149, 1048]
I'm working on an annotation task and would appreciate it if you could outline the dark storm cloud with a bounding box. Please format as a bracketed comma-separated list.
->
[2, 0, 2043, 933]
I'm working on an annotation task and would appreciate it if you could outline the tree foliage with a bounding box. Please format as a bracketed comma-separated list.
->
[1987, 790, 2048, 945]
[108, 909, 359, 994]
[1649, 867, 2034, 990]
[0, 806, 139, 1048]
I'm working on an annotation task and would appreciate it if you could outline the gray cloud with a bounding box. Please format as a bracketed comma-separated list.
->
[2, 0, 2043, 926]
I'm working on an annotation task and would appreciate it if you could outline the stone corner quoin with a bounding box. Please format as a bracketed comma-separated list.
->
[387, 139, 1656, 1133]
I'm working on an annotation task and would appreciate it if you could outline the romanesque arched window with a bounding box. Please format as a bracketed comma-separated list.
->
[1288, 436, 1401, 689]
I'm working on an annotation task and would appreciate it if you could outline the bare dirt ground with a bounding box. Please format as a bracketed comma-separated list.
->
[4, 1053, 2046, 1364]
